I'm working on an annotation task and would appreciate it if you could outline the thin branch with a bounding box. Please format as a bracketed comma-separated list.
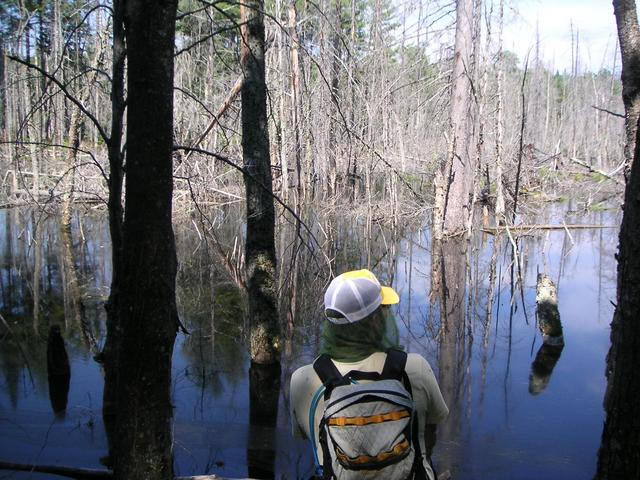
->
[173, 145, 327, 269]
[567, 156, 625, 186]
[591, 105, 625, 119]
[174, 23, 247, 57]
[8, 56, 110, 146]
[185, 74, 243, 159]
[0, 141, 108, 183]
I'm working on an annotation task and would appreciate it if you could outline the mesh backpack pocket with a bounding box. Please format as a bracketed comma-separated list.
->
[311, 349, 424, 480]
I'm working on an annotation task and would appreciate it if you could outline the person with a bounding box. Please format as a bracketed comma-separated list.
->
[290, 269, 449, 479]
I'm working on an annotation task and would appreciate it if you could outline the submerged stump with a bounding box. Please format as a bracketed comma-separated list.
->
[530, 274, 565, 395]
[535, 274, 564, 346]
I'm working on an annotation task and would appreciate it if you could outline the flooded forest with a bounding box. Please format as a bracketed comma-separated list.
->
[0, 0, 638, 479]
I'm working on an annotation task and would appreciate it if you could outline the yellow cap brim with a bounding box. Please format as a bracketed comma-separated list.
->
[380, 286, 400, 305]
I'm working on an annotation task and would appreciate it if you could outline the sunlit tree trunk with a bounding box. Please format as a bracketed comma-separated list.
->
[241, 0, 281, 364]
[288, 0, 302, 204]
[493, 0, 505, 222]
[327, 0, 342, 198]
[113, 0, 179, 478]
[435, 0, 474, 237]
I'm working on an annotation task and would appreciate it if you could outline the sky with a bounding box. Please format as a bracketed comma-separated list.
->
[503, 0, 621, 73]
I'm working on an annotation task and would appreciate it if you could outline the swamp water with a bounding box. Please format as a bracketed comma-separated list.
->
[0, 203, 619, 479]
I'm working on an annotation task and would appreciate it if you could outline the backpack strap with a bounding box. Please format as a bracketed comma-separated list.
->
[313, 354, 341, 384]
[313, 354, 350, 400]
[381, 348, 408, 381]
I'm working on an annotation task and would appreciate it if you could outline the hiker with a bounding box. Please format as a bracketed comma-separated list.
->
[290, 269, 449, 479]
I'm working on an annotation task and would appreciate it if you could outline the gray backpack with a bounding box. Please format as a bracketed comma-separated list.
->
[310, 349, 427, 479]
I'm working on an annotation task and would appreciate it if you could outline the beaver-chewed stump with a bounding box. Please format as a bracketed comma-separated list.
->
[535, 273, 564, 346]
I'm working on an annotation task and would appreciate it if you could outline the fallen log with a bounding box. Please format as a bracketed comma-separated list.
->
[483, 224, 616, 235]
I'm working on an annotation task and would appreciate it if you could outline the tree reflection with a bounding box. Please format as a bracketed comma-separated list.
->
[247, 362, 281, 479]
[46, 325, 70, 417]
[529, 343, 564, 395]
[432, 237, 468, 474]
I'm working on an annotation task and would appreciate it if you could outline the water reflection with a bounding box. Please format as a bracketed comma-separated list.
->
[248, 362, 281, 479]
[0, 203, 620, 479]
[46, 325, 70, 417]
[529, 273, 565, 395]
[529, 343, 564, 395]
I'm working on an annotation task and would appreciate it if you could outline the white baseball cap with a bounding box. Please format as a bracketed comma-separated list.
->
[324, 269, 399, 324]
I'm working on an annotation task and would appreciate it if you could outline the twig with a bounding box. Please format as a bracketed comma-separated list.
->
[173, 145, 329, 270]
[591, 105, 625, 118]
[512, 54, 529, 224]
[185, 75, 244, 162]
[503, 224, 529, 325]
[567, 156, 624, 186]
[8, 56, 110, 145]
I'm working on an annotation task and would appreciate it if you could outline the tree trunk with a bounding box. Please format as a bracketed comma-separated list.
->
[113, 0, 179, 478]
[288, 0, 302, 204]
[494, 0, 505, 223]
[595, 120, 640, 479]
[613, 0, 640, 178]
[0, 38, 5, 131]
[596, 4, 640, 476]
[240, 0, 281, 364]
[327, 0, 342, 198]
[101, 0, 126, 465]
[438, 0, 474, 236]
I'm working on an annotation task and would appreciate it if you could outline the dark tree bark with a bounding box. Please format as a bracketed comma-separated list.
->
[595, 85, 640, 480]
[596, 3, 640, 477]
[240, 0, 281, 364]
[112, 0, 179, 478]
[613, 0, 640, 177]
[101, 0, 126, 465]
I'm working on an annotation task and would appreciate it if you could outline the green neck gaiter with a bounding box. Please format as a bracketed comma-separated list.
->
[319, 307, 404, 362]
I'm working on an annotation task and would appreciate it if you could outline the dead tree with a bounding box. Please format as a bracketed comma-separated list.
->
[435, 0, 475, 238]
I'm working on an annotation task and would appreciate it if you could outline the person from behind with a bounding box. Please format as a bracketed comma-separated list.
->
[290, 269, 449, 479]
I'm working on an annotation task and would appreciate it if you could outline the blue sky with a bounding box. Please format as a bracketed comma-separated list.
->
[503, 0, 621, 73]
